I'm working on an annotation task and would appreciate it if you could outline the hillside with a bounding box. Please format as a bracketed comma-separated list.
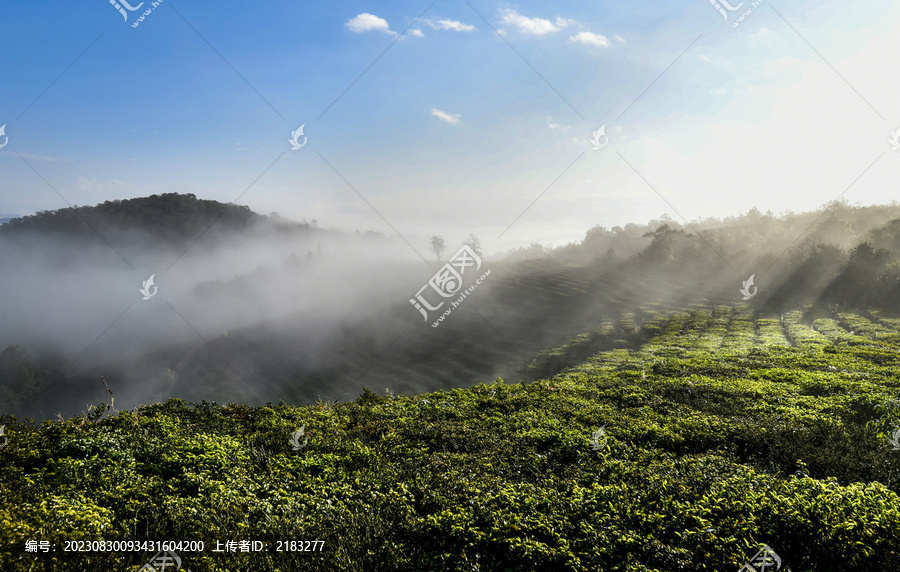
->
[0, 193, 264, 245]
[2, 304, 900, 570]
[4, 197, 900, 425]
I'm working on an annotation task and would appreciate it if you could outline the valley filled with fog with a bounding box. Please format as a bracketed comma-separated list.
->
[3, 194, 900, 422]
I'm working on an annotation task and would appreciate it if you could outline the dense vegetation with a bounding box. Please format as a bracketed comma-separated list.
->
[6, 202, 900, 422]
[512, 201, 900, 265]
[3, 304, 900, 570]
[4, 196, 900, 569]
[5, 196, 900, 422]
[0, 193, 270, 244]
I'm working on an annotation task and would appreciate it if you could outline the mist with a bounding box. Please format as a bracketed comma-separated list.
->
[3, 194, 900, 422]
[0, 202, 449, 418]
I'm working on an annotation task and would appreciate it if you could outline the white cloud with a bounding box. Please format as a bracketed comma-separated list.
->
[345, 13, 397, 38]
[546, 117, 571, 131]
[409, 29, 424, 37]
[613, 34, 626, 43]
[425, 19, 476, 32]
[570, 31, 611, 48]
[76, 176, 95, 191]
[431, 108, 461, 124]
[748, 27, 774, 45]
[499, 9, 574, 35]
[0, 152, 59, 161]
[76, 176, 131, 192]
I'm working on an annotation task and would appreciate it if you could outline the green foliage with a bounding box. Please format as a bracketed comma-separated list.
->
[4, 306, 900, 570]
[0, 345, 50, 415]
[0, 193, 263, 248]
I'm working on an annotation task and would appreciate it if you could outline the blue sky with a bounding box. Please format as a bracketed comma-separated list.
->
[2, 0, 900, 255]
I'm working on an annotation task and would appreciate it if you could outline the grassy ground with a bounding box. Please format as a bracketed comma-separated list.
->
[2, 304, 900, 570]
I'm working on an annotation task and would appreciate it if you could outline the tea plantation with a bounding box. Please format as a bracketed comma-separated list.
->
[2, 304, 900, 571]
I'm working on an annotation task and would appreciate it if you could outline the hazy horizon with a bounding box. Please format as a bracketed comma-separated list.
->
[3, 0, 900, 419]
[2, 0, 900, 257]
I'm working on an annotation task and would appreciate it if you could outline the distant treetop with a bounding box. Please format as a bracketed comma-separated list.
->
[0, 192, 264, 246]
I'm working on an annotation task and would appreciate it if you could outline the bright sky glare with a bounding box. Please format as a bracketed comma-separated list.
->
[2, 0, 899, 255]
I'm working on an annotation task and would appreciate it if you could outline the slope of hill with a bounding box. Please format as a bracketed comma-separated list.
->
[0, 194, 293, 278]
[0, 259, 699, 421]
[4, 196, 900, 424]
[2, 304, 900, 570]
[0, 194, 264, 242]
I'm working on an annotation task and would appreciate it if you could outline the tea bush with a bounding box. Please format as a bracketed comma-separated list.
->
[2, 305, 900, 570]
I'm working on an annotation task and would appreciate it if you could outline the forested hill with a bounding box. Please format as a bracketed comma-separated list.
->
[0, 193, 281, 248]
